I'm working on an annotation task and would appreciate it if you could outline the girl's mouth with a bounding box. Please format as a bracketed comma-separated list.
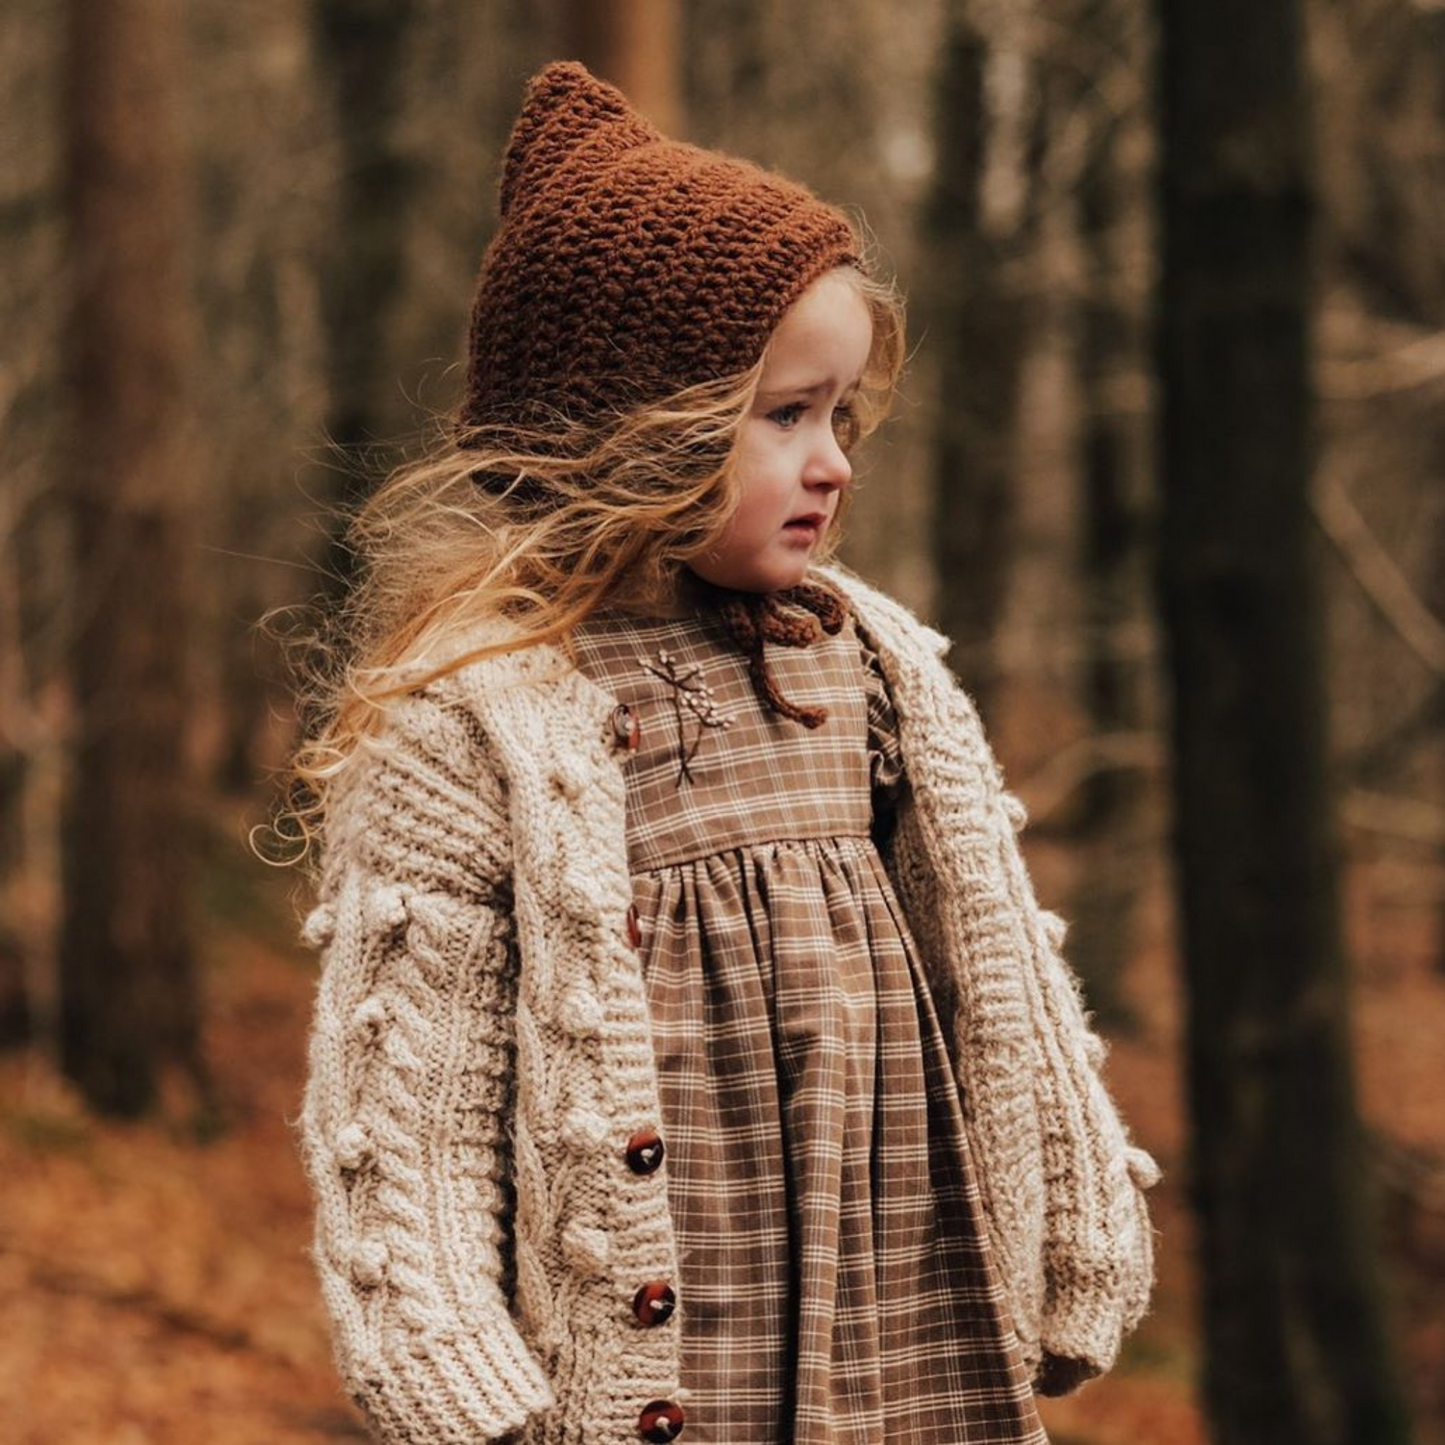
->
[784, 513, 827, 541]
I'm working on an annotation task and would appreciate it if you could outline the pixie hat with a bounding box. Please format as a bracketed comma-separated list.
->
[462, 61, 861, 437]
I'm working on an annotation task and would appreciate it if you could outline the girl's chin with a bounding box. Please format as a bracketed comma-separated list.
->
[688, 558, 812, 595]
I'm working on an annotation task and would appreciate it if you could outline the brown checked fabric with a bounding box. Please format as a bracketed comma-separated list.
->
[569, 605, 1049, 1445]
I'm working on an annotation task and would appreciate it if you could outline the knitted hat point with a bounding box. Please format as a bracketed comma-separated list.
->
[498, 61, 655, 219]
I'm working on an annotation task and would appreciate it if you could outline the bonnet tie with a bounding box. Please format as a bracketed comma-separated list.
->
[706, 580, 848, 729]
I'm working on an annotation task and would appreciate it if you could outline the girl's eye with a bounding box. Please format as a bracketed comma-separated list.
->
[832, 403, 860, 450]
[767, 402, 806, 429]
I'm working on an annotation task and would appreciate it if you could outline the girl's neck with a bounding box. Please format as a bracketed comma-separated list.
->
[607, 568, 709, 620]
[601, 569, 808, 622]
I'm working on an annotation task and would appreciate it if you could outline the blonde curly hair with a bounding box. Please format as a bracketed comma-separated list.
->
[265, 266, 904, 867]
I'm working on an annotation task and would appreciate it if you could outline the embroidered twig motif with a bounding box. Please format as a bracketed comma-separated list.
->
[638, 650, 733, 786]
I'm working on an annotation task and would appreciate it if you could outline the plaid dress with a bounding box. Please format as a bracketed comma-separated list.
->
[570, 605, 1048, 1445]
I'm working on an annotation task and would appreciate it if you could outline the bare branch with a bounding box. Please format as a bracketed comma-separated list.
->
[1340, 790, 1445, 848]
[1012, 729, 1164, 821]
[1313, 471, 1445, 676]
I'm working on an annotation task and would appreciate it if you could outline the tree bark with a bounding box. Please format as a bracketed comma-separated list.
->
[924, 13, 1029, 710]
[1067, 0, 1152, 1025]
[310, 0, 423, 593]
[1154, 0, 1409, 1436]
[560, 0, 681, 134]
[60, 0, 204, 1117]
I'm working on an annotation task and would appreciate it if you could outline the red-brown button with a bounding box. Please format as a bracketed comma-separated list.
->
[611, 704, 640, 751]
[632, 1280, 676, 1327]
[624, 1128, 664, 1175]
[638, 1400, 685, 1441]
[626, 903, 642, 949]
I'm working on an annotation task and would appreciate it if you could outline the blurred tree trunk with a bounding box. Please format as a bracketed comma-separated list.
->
[1155, 0, 1409, 1436]
[1434, 497, 1445, 978]
[0, 561, 29, 1044]
[1066, 0, 1152, 1025]
[311, 0, 423, 591]
[60, 0, 205, 1118]
[0, 554, 30, 1045]
[925, 8, 1030, 710]
[561, 0, 680, 133]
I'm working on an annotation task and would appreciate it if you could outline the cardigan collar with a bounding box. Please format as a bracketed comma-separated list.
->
[434, 563, 949, 712]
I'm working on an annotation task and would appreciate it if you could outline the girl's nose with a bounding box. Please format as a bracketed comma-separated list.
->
[805, 428, 852, 490]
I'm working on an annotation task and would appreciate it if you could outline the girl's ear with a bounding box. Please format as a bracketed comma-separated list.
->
[498, 60, 658, 218]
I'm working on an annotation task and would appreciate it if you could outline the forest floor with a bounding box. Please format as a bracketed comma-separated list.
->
[1, 807, 1441, 1444]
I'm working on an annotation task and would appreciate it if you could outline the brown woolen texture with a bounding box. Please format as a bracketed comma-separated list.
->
[463, 61, 861, 437]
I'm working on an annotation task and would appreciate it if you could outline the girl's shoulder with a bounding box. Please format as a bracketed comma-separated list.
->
[398, 579, 966, 767]
[814, 563, 1005, 794]
[330, 620, 600, 804]
[424, 615, 596, 703]
[813, 564, 952, 668]
[408, 618, 618, 758]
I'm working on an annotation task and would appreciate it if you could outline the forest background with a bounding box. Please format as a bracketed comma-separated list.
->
[1, 0, 1442, 1441]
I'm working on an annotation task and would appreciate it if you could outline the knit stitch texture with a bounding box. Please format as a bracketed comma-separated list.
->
[298, 565, 1159, 1443]
[462, 61, 860, 438]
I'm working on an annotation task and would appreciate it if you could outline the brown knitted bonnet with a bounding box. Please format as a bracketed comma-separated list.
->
[462, 61, 862, 436]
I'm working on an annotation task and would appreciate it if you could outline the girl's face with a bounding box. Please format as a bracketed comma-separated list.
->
[690, 269, 873, 594]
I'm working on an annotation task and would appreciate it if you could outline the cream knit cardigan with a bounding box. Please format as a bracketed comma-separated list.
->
[299, 565, 1160, 1443]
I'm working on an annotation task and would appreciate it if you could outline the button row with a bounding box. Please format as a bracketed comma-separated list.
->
[625, 1127, 664, 1175]
[638, 1398, 685, 1441]
[632, 1279, 676, 1327]
[611, 703, 640, 752]
[609, 727, 676, 1443]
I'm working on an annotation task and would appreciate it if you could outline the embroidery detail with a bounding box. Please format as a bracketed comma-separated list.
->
[638, 649, 733, 786]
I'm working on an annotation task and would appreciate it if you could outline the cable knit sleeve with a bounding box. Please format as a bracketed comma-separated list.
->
[991, 785, 1161, 1378]
[825, 563, 1158, 1388]
[298, 690, 554, 1443]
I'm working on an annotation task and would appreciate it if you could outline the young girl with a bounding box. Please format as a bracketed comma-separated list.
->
[291, 60, 1158, 1445]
